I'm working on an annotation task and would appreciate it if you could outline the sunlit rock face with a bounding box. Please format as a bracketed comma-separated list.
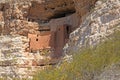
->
[64, 0, 120, 54]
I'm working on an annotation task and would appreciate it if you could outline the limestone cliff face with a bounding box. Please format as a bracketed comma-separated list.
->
[64, 0, 120, 54]
[0, 0, 110, 79]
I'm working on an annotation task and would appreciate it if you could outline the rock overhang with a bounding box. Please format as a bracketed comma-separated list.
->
[28, 0, 76, 21]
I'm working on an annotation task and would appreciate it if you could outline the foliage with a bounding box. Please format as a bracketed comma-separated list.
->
[33, 31, 120, 80]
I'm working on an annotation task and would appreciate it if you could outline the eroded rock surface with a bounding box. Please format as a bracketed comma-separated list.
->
[64, 0, 120, 54]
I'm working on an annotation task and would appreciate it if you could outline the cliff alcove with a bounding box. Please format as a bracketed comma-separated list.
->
[28, 0, 75, 21]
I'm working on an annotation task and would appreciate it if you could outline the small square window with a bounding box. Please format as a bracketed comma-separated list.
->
[36, 38, 38, 41]
[59, 28, 60, 31]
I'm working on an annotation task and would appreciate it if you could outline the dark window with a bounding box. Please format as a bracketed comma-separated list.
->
[36, 38, 38, 41]
[45, 7, 48, 10]
[66, 26, 69, 34]
[39, 29, 50, 32]
[65, 25, 71, 39]
[1, 6, 4, 11]
[50, 10, 76, 19]
[28, 18, 31, 21]
[59, 28, 60, 31]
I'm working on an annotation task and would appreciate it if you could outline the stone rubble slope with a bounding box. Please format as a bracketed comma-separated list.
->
[64, 0, 120, 54]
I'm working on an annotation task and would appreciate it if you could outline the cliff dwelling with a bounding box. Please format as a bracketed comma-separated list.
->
[27, 12, 80, 58]
[0, 0, 97, 59]
[26, 0, 81, 58]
